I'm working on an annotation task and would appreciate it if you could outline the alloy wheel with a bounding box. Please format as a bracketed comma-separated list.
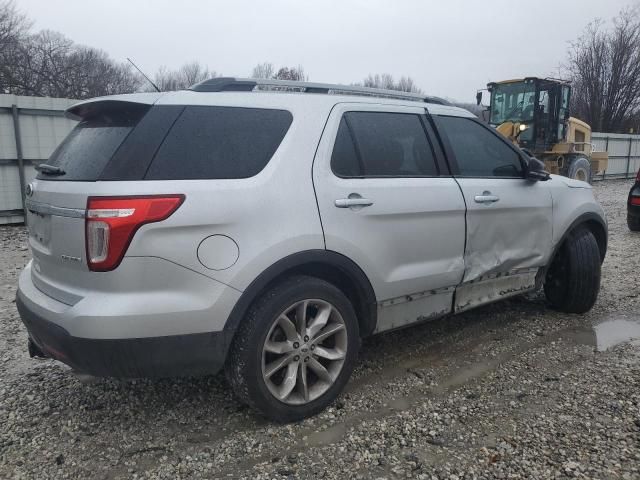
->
[261, 299, 348, 405]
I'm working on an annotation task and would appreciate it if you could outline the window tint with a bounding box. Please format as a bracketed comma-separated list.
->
[331, 112, 438, 177]
[146, 106, 292, 180]
[435, 116, 524, 177]
[40, 103, 149, 181]
[331, 118, 361, 177]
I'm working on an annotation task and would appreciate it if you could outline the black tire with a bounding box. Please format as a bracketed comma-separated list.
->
[566, 155, 592, 183]
[225, 275, 360, 423]
[628, 214, 640, 232]
[544, 228, 601, 313]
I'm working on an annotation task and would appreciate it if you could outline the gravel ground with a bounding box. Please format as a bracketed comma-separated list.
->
[1, 179, 639, 480]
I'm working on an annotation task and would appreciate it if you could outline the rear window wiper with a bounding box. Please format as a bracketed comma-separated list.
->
[35, 164, 66, 175]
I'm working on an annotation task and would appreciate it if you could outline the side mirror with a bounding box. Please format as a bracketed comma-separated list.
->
[476, 91, 483, 106]
[525, 156, 551, 181]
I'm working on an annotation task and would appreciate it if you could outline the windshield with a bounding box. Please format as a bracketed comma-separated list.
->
[39, 102, 150, 181]
[489, 82, 536, 125]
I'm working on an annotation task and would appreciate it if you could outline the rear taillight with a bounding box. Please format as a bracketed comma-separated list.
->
[85, 195, 184, 272]
[631, 196, 640, 206]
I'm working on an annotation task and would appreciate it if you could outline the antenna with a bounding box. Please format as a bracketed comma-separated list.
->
[127, 57, 161, 93]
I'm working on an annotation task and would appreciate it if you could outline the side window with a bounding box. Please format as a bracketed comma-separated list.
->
[435, 116, 524, 177]
[331, 118, 362, 177]
[146, 106, 292, 180]
[330, 112, 438, 177]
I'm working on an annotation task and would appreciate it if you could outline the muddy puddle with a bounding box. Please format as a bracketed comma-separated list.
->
[300, 313, 640, 450]
[592, 316, 640, 351]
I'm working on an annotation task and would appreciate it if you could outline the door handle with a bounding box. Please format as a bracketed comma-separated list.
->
[474, 191, 500, 204]
[335, 197, 373, 208]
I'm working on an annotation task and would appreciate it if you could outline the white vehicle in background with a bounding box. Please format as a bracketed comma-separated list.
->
[17, 78, 607, 422]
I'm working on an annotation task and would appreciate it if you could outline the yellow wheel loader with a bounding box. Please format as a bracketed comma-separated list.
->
[476, 77, 608, 182]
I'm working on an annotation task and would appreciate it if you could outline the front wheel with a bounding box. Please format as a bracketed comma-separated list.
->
[544, 228, 601, 313]
[225, 275, 360, 422]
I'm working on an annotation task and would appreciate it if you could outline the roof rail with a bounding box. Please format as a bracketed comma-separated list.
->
[189, 77, 451, 105]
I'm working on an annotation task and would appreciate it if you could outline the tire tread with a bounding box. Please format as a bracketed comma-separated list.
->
[225, 275, 359, 422]
[545, 228, 601, 313]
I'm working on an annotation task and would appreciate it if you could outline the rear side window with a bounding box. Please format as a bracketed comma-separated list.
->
[435, 115, 524, 177]
[331, 112, 438, 177]
[145, 106, 293, 180]
[40, 103, 149, 181]
[331, 119, 361, 177]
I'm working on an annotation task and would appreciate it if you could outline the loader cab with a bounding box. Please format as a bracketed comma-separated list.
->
[488, 77, 571, 152]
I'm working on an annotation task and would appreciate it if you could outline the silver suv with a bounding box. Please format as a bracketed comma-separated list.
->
[17, 78, 607, 422]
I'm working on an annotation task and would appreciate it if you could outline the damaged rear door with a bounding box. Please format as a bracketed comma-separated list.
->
[432, 114, 553, 312]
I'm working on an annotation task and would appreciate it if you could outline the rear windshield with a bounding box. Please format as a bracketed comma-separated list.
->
[38, 103, 150, 181]
[39, 103, 293, 181]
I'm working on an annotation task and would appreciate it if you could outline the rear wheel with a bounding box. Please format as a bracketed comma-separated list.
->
[225, 275, 359, 422]
[566, 155, 592, 183]
[628, 214, 640, 232]
[544, 228, 601, 313]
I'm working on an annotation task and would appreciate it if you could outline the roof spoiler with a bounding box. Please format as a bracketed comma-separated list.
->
[65, 93, 163, 121]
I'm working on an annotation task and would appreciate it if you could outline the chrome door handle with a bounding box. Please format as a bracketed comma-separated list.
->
[335, 198, 373, 208]
[474, 191, 500, 204]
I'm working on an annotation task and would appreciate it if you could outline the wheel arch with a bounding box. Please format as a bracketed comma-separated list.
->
[550, 212, 607, 267]
[223, 250, 378, 342]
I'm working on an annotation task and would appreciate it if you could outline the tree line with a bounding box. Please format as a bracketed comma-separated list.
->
[1, 0, 639, 133]
[0, 1, 428, 99]
[566, 5, 640, 133]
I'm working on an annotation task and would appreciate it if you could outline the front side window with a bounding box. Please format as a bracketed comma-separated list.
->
[435, 116, 524, 178]
[331, 111, 438, 177]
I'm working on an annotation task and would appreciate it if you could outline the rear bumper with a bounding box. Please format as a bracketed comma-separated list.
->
[17, 291, 231, 378]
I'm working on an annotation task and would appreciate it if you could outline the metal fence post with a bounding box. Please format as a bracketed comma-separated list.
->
[11, 104, 28, 225]
[603, 136, 609, 180]
[627, 137, 633, 179]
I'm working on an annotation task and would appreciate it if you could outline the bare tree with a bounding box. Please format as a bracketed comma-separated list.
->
[396, 76, 422, 94]
[0, 0, 30, 93]
[1, 2, 139, 98]
[359, 73, 423, 94]
[622, 111, 640, 133]
[567, 6, 640, 132]
[3, 29, 139, 98]
[0, 0, 28, 47]
[362, 73, 395, 90]
[251, 62, 275, 79]
[151, 62, 217, 91]
[273, 65, 307, 81]
[250, 62, 307, 81]
[180, 61, 214, 86]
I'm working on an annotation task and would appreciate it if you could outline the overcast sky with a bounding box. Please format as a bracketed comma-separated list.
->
[17, 0, 632, 102]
